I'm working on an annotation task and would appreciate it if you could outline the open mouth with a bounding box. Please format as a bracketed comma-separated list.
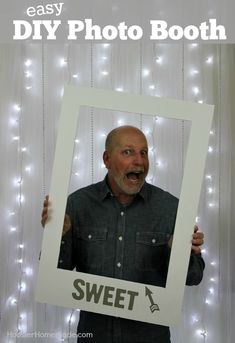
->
[126, 171, 143, 182]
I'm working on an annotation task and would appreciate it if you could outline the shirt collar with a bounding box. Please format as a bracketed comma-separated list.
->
[99, 175, 148, 202]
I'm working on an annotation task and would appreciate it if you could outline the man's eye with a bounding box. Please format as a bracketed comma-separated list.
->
[123, 149, 131, 156]
[141, 150, 148, 156]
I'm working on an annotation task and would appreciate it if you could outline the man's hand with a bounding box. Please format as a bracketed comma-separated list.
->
[40, 195, 71, 236]
[167, 225, 204, 254]
[191, 225, 204, 254]
[41, 195, 49, 228]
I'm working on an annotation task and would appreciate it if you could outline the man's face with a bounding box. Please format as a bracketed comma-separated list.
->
[103, 128, 149, 198]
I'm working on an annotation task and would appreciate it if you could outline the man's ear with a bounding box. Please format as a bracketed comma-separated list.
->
[103, 151, 110, 169]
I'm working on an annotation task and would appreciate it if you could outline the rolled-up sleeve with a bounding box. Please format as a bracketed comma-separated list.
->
[57, 196, 76, 270]
[186, 253, 205, 285]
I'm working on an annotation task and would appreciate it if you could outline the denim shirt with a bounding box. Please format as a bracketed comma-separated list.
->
[58, 178, 205, 343]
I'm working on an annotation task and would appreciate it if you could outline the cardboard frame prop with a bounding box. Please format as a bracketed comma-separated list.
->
[36, 86, 213, 326]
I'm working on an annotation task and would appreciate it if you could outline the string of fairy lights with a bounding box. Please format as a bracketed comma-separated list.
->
[3, 42, 220, 342]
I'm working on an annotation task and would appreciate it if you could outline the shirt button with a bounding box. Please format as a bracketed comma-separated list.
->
[59, 260, 63, 264]
[152, 238, 156, 244]
[120, 211, 124, 216]
[61, 240, 65, 245]
[118, 236, 123, 241]
[88, 234, 92, 239]
[117, 262, 121, 268]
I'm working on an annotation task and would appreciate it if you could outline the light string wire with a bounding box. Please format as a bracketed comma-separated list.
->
[41, 41, 49, 330]
[61, 44, 78, 342]
[90, 42, 94, 184]
[150, 43, 160, 186]
[139, 41, 143, 130]
[181, 43, 185, 177]
[217, 44, 231, 341]
[15, 43, 25, 336]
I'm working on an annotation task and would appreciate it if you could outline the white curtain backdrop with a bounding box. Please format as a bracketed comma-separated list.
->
[0, 43, 234, 343]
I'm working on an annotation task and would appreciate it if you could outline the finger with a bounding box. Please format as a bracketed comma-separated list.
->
[194, 225, 199, 233]
[192, 238, 204, 246]
[41, 216, 47, 227]
[193, 232, 204, 240]
[191, 245, 201, 254]
[41, 195, 50, 227]
[43, 196, 49, 207]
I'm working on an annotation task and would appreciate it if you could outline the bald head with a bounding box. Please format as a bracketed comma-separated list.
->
[105, 126, 147, 153]
[103, 125, 149, 203]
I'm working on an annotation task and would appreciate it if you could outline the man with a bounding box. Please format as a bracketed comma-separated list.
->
[41, 125, 204, 343]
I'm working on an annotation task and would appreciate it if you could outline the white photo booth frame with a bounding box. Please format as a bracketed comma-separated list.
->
[36, 86, 213, 326]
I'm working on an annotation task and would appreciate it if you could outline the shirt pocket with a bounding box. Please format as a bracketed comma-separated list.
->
[135, 232, 171, 271]
[75, 227, 108, 274]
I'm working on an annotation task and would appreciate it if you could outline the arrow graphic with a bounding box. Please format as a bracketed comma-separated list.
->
[145, 287, 160, 313]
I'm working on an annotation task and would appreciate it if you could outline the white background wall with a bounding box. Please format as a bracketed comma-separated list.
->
[0, 43, 234, 343]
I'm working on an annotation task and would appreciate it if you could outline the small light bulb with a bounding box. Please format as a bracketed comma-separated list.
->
[209, 287, 214, 295]
[25, 59, 32, 67]
[12, 136, 20, 141]
[66, 314, 75, 323]
[192, 315, 199, 323]
[155, 117, 163, 124]
[208, 146, 213, 153]
[101, 71, 109, 76]
[72, 74, 79, 79]
[190, 69, 199, 76]
[25, 71, 32, 78]
[206, 56, 213, 64]
[103, 43, 110, 48]
[149, 84, 155, 90]
[206, 174, 212, 180]
[21, 147, 27, 152]
[142, 69, 150, 77]
[208, 187, 213, 194]
[13, 177, 22, 187]
[156, 56, 163, 64]
[156, 160, 163, 168]
[17, 194, 25, 203]
[10, 227, 17, 232]
[9, 117, 18, 127]
[193, 87, 199, 95]
[19, 282, 26, 292]
[200, 330, 207, 337]
[115, 87, 123, 92]
[60, 58, 67, 66]
[198, 100, 204, 104]
[24, 267, 33, 276]
[11, 298, 17, 305]
[25, 166, 32, 173]
[14, 104, 21, 112]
